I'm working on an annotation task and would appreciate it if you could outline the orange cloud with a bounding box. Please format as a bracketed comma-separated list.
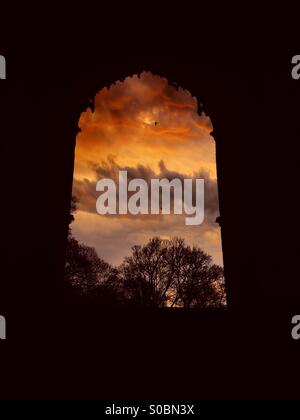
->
[71, 71, 223, 266]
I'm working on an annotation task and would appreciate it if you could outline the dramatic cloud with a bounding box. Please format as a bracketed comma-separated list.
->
[74, 71, 215, 180]
[71, 72, 223, 266]
[72, 158, 219, 222]
[72, 211, 223, 268]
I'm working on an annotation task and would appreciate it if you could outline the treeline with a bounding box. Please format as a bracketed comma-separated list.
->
[65, 235, 226, 308]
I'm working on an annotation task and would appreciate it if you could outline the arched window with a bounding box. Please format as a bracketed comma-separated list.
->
[65, 71, 225, 308]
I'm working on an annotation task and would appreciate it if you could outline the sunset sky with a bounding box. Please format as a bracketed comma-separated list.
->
[71, 71, 223, 266]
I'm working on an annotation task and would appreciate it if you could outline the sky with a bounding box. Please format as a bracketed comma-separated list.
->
[71, 71, 223, 266]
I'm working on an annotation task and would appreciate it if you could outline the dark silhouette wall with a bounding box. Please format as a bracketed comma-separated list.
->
[1, 44, 299, 399]
[1, 49, 298, 312]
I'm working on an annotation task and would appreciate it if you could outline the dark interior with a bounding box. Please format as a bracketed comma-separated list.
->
[0, 43, 299, 398]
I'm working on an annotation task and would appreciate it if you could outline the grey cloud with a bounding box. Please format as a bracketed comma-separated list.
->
[72, 158, 220, 224]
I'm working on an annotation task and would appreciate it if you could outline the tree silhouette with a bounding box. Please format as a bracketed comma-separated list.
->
[65, 196, 226, 308]
[65, 237, 110, 293]
[120, 237, 172, 307]
[65, 196, 124, 305]
[166, 237, 225, 308]
[120, 237, 225, 308]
